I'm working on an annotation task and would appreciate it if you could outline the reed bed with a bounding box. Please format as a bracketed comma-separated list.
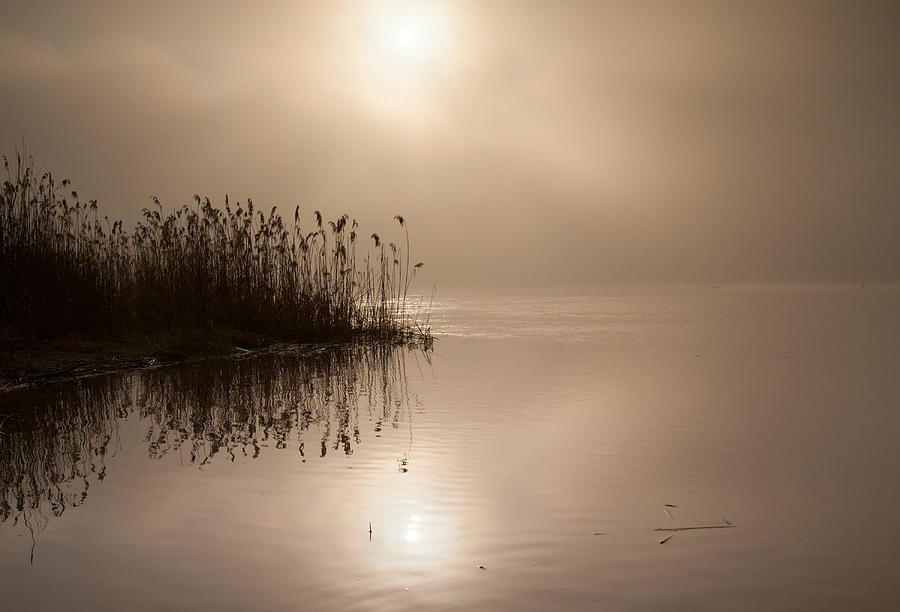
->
[0, 152, 429, 344]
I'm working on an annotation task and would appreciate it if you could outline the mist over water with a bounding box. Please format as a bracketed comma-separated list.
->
[2, 284, 898, 610]
[2, 1, 898, 608]
[1, 1, 898, 286]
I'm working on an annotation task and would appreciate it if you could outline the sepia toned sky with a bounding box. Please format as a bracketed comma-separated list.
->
[1, 0, 897, 286]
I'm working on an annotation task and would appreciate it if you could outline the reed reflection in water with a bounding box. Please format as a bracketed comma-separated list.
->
[0, 344, 420, 555]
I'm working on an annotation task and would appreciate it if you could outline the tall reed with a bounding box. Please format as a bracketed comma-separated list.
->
[0, 152, 429, 343]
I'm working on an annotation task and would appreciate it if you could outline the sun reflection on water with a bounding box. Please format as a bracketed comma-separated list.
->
[405, 514, 421, 542]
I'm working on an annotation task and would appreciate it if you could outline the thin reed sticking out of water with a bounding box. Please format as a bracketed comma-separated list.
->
[0, 150, 431, 345]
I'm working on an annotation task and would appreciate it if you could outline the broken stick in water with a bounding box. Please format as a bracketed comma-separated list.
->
[654, 524, 736, 532]
[659, 534, 676, 545]
[656, 520, 736, 544]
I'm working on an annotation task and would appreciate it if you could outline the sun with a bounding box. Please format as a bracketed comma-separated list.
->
[354, 1, 454, 98]
[379, 15, 435, 68]
[394, 27, 415, 49]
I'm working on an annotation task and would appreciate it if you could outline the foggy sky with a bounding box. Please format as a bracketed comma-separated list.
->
[1, 0, 897, 286]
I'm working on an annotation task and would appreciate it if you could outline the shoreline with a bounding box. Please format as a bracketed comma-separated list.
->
[0, 329, 426, 392]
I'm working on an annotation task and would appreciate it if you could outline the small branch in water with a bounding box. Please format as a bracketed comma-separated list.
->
[654, 525, 736, 532]
[656, 521, 736, 544]
[593, 532, 607, 536]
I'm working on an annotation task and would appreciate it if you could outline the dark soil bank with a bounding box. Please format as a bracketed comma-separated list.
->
[0, 329, 307, 390]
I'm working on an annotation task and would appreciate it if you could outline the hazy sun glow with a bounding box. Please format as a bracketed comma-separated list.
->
[377, 15, 438, 68]
[354, 1, 455, 109]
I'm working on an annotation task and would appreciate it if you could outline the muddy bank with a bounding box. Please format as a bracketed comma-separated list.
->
[0, 329, 359, 391]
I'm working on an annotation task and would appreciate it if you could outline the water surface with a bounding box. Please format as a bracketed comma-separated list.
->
[2, 285, 899, 610]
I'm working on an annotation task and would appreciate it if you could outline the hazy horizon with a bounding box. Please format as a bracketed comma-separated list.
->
[2, 0, 897, 286]
[2, 5, 900, 605]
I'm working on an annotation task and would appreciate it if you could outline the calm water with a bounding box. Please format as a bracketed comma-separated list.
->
[2, 285, 899, 610]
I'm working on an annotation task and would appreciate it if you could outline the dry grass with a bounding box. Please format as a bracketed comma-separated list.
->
[0, 151, 430, 345]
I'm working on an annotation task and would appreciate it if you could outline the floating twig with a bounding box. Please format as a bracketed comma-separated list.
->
[654, 525, 736, 533]
[656, 520, 736, 544]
